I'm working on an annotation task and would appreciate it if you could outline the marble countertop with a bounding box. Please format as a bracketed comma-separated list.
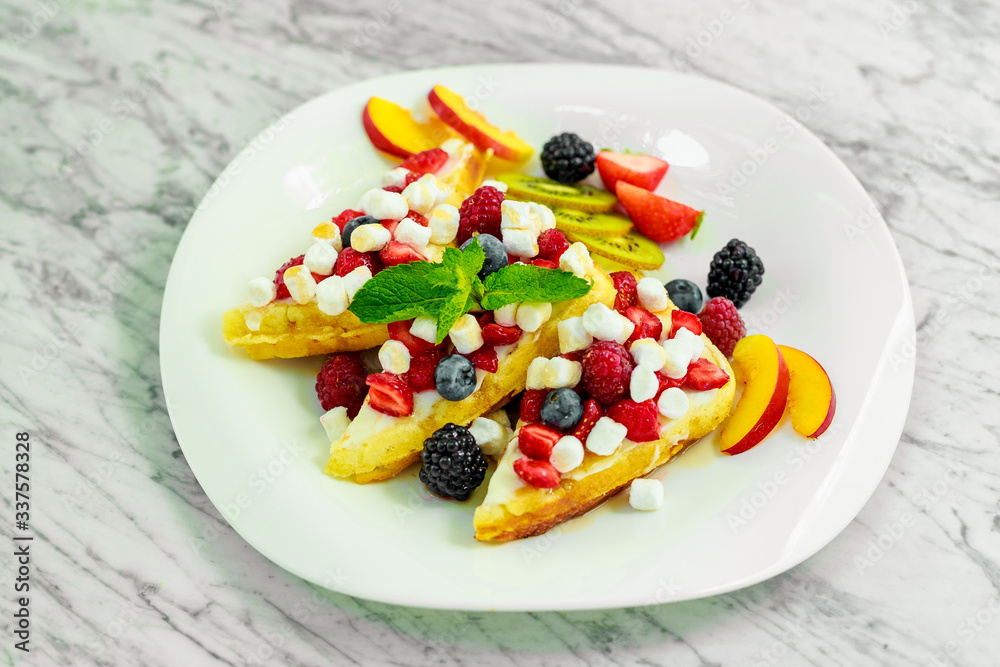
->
[3, 0, 999, 664]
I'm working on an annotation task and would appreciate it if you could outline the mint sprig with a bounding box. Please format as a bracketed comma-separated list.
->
[348, 240, 592, 340]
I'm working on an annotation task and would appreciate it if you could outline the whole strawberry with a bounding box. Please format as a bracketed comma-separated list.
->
[698, 297, 746, 358]
[315, 354, 368, 418]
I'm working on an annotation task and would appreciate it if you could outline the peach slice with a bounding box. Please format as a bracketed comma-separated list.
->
[720, 335, 790, 455]
[428, 84, 533, 163]
[778, 345, 836, 438]
[362, 96, 455, 158]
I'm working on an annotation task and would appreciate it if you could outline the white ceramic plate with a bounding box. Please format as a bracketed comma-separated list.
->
[160, 64, 915, 611]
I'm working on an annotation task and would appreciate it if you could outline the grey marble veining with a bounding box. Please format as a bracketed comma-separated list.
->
[1, 0, 999, 665]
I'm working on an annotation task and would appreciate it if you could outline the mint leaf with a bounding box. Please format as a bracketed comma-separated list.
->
[481, 264, 591, 310]
[435, 288, 470, 344]
[349, 260, 457, 324]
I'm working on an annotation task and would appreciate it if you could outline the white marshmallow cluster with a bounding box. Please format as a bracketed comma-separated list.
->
[629, 478, 664, 511]
[410, 316, 438, 344]
[428, 204, 459, 244]
[557, 316, 593, 354]
[550, 435, 585, 473]
[661, 327, 705, 378]
[469, 414, 513, 458]
[499, 200, 556, 258]
[304, 242, 338, 276]
[541, 357, 583, 389]
[402, 174, 450, 215]
[515, 302, 552, 333]
[582, 303, 635, 344]
[246, 276, 276, 307]
[395, 217, 432, 254]
[358, 188, 408, 221]
[629, 365, 659, 402]
[637, 277, 669, 312]
[381, 168, 409, 189]
[586, 416, 628, 456]
[351, 224, 391, 253]
[494, 302, 518, 327]
[343, 266, 372, 301]
[311, 221, 342, 251]
[378, 339, 411, 375]
[282, 265, 317, 305]
[316, 276, 349, 316]
[320, 406, 351, 442]
[558, 242, 594, 278]
[657, 386, 690, 419]
[449, 314, 484, 354]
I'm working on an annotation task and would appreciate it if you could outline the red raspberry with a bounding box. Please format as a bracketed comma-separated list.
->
[457, 185, 504, 243]
[482, 323, 522, 346]
[519, 389, 547, 424]
[273, 255, 324, 300]
[402, 348, 445, 392]
[581, 340, 635, 406]
[623, 306, 663, 345]
[685, 359, 730, 390]
[537, 229, 570, 263]
[366, 372, 414, 417]
[669, 309, 703, 338]
[332, 209, 365, 232]
[513, 457, 560, 488]
[518, 423, 561, 460]
[388, 320, 439, 354]
[608, 399, 660, 442]
[465, 346, 498, 373]
[334, 248, 384, 277]
[698, 297, 746, 358]
[315, 354, 367, 418]
[571, 398, 604, 442]
[611, 271, 638, 313]
[399, 148, 448, 174]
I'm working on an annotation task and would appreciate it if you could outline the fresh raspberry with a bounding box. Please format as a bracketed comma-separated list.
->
[624, 306, 663, 345]
[366, 372, 414, 417]
[513, 457, 561, 488]
[402, 348, 445, 392]
[607, 399, 660, 442]
[482, 323, 522, 346]
[519, 389, 547, 424]
[399, 148, 449, 174]
[668, 309, 702, 338]
[537, 229, 570, 263]
[315, 354, 367, 418]
[334, 248, 384, 277]
[332, 209, 365, 232]
[530, 258, 557, 269]
[581, 340, 635, 406]
[698, 297, 746, 358]
[685, 359, 730, 390]
[571, 399, 604, 442]
[388, 320, 440, 354]
[465, 346, 498, 373]
[518, 423, 561, 460]
[273, 255, 324, 300]
[610, 271, 638, 313]
[457, 185, 504, 243]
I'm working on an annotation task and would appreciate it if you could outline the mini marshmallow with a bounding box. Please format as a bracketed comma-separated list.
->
[502, 227, 539, 258]
[395, 217, 433, 250]
[247, 276, 276, 307]
[550, 435, 585, 473]
[320, 407, 351, 442]
[586, 417, 628, 456]
[559, 242, 593, 278]
[661, 337, 691, 379]
[515, 301, 552, 333]
[304, 242, 338, 276]
[283, 265, 316, 304]
[351, 224, 391, 252]
[614, 314, 636, 345]
[558, 316, 593, 354]
[481, 178, 508, 193]
[378, 339, 411, 375]
[657, 387, 690, 419]
[358, 188, 408, 221]
[381, 167, 409, 189]
[637, 277, 669, 313]
[244, 310, 263, 331]
[630, 365, 659, 402]
[316, 276, 349, 316]
[526, 357, 548, 390]
[500, 199, 535, 231]
[542, 357, 582, 389]
[629, 478, 664, 511]
[494, 302, 519, 327]
[582, 303, 625, 342]
[428, 204, 459, 244]
[311, 221, 343, 251]
[419, 173, 450, 205]
[410, 316, 438, 344]
[528, 202, 557, 232]
[469, 417, 509, 458]
[401, 180, 438, 215]
[630, 338, 668, 369]
[673, 326, 705, 364]
[449, 314, 484, 354]
[343, 266, 372, 302]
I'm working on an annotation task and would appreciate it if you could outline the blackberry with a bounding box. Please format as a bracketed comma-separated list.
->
[419, 423, 487, 501]
[706, 239, 764, 308]
[540, 133, 596, 184]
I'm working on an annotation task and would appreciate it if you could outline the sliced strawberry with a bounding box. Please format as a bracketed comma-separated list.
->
[399, 148, 448, 175]
[388, 320, 439, 355]
[519, 389, 548, 424]
[465, 346, 498, 373]
[596, 151, 669, 192]
[611, 271, 638, 313]
[366, 373, 414, 417]
[380, 241, 426, 267]
[530, 258, 557, 269]
[518, 423, 562, 460]
[624, 306, 663, 345]
[381, 218, 401, 235]
[669, 309, 703, 338]
[513, 457, 561, 488]
[616, 181, 703, 243]
[571, 399, 604, 442]
[383, 185, 404, 193]
[482, 323, 522, 346]
[684, 359, 730, 390]
[332, 209, 365, 232]
[475, 311, 494, 327]
[560, 351, 583, 362]
[402, 348, 445, 392]
[607, 399, 660, 442]
[655, 371, 686, 397]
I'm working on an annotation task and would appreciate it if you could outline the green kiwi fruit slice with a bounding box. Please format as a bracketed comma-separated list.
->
[553, 208, 632, 238]
[498, 174, 617, 213]
[565, 230, 665, 271]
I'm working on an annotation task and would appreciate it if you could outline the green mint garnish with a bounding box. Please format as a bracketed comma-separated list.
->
[480, 263, 590, 310]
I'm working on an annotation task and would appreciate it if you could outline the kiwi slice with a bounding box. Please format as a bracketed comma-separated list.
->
[592, 254, 640, 276]
[566, 230, 665, 271]
[554, 208, 632, 238]
[498, 174, 617, 213]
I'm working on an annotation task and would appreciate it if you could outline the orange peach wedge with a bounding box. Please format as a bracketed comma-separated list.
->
[362, 96, 455, 158]
[778, 345, 836, 439]
[428, 84, 533, 163]
[720, 335, 790, 455]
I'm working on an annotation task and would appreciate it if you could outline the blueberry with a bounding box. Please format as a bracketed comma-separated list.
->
[342, 215, 380, 248]
[460, 234, 508, 280]
[540, 388, 584, 430]
[665, 279, 704, 314]
[434, 355, 477, 401]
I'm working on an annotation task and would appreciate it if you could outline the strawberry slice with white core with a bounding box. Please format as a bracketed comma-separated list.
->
[596, 151, 669, 192]
[366, 372, 415, 417]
